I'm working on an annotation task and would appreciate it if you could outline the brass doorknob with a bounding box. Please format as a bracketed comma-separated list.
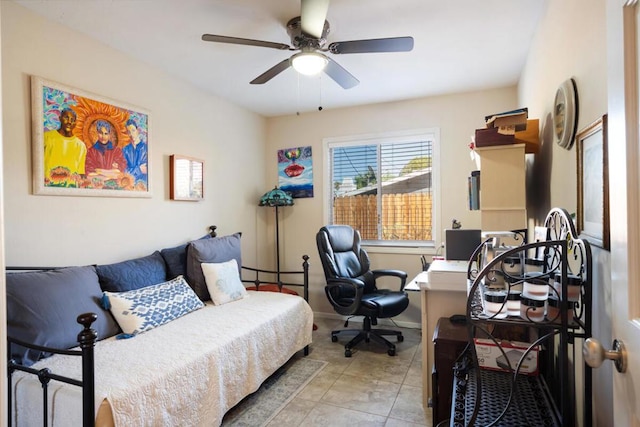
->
[583, 338, 627, 373]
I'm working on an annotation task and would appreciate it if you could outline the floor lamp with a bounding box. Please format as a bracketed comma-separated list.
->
[259, 187, 294, 285]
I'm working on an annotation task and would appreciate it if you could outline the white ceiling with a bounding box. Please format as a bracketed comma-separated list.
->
[14, 0, 548, 117]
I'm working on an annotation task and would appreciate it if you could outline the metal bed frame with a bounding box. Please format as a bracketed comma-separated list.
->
[6, 226, 311, 427]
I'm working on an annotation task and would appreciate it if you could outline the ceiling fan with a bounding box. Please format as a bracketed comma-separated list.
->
[201, 0, 414, 89]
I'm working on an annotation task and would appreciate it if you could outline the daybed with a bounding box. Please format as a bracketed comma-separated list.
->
[6, 227, 313, 427]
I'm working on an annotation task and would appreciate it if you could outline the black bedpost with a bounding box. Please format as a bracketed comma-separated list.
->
[302, 255, 310, 356]
[302, 255, 310, 303]
[7, 353, 15, 427]
[77, 313, 98, 427]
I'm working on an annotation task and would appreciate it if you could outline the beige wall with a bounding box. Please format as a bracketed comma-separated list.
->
[0, 0, 611, 421]
[518, 0, 610, 425]
[520, 0, 608, 224]
[266, 88, 520, 323]
[1, 2, 268, 268]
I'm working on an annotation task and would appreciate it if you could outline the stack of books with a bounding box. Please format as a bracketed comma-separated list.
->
[485, 108, 529, 133]
[474, 108, 539, 153]
[468, 170, 480, 210]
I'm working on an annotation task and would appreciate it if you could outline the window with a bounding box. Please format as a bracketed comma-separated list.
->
[324, 129, 439, 246]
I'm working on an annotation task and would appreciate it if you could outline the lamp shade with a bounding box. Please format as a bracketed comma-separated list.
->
[259, 187, 294, 207]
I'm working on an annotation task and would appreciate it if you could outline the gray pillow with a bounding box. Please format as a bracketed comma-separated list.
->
[186, 233, 242, 301]
[7, 265, 121, 366]
[96, 251, 167, 292]
[161, 234, 212, 280]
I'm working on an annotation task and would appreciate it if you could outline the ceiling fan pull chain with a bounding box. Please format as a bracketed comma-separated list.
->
[318, 74, 323, 111]
[296, 72, 301, 116]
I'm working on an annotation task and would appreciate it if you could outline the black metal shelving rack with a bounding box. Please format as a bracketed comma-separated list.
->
[451, 208, 593, 427]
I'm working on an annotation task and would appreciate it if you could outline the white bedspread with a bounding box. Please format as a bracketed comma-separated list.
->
[11, 291, 313, 427]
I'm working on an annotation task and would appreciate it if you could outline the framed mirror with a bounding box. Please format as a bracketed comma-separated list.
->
[553, 78, 579, 150]
[170, 154, 204, 201]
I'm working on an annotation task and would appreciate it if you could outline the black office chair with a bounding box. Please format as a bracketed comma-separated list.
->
[316, 225, 409, 357]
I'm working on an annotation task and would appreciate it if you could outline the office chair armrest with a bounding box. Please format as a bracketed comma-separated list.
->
[372, 269, 408, 291]
[325, 278, 365, 316]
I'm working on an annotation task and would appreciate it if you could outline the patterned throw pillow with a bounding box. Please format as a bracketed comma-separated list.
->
[201, 259, 248, 305]
[102, 275, 204, 338]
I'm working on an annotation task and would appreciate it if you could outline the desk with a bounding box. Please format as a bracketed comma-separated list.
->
[404, 271, 428, 291]
[413, 261, 469, 410]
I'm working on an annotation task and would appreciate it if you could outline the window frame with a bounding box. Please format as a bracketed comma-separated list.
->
[323, 128, 441, 249]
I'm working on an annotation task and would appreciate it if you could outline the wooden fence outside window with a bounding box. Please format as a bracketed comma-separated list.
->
[333, 193, 432, 241]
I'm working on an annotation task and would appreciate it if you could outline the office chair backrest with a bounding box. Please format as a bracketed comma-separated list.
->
[316, 225, 376, 293]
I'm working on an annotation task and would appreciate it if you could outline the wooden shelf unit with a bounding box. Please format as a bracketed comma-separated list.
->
[475, 144, 527, 231]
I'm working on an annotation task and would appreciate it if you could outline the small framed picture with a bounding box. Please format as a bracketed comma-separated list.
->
[576, 114, 609, 250]
[170, 155, 204, 201]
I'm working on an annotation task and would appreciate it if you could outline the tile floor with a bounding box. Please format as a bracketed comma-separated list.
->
[267, 317, 432, 427]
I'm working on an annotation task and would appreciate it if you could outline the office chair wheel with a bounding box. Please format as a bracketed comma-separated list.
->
[398, 335, 404, 342]
[345, 349, 352, 357]
[388, 348, 396, 356]
[331, 335, 338, 342]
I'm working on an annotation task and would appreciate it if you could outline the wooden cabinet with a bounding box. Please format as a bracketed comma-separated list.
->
[432, 317, 468, 426]
[475, 144, 526, 231]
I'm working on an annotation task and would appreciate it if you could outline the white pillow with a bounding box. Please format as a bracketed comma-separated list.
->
[102, 275, 204, 337]
[201, 259, 247, 305]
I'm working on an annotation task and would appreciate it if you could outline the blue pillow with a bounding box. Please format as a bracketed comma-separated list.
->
[160, 234, 212, 280]
[102, 275, 204, 337]
[97, 251, 167, 292]
[186, 233, 242, 301]
[7, 266, 121, 366]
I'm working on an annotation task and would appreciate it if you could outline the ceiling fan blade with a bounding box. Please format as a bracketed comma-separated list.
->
[250, 58, 292, 84]
[202, 34, 291, 50]
[301, 0, 330, 38]
[329, 36, 414, 54]
[324, 58, 359, 89]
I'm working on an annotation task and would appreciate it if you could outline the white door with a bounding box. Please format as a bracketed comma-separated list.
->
[602, 1, 640, 425]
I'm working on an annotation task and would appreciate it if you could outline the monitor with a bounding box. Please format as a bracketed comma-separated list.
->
[445, 229, 482, 261]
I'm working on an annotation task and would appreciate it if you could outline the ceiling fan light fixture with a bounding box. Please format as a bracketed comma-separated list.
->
[291, 52, 328, 76]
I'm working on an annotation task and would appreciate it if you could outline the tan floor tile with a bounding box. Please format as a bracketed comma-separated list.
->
[385, 416, 432, 427]
[266, 397, 317, 427]
[252, 322, 429, 426]
[414, 339, 424, 360]
[302, 403, 387, 426]
[399, 340, 421, 357]
[344, 353, 413, 384]
[321, 373, 402, 416]
[389, 384, 429, 425]
[296, 367, 341, 401]
[403, 358, 423, 388]
[306, 345, 356, 374]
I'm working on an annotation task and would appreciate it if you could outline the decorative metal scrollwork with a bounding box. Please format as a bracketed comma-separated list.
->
[459, 207, 592, 426]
